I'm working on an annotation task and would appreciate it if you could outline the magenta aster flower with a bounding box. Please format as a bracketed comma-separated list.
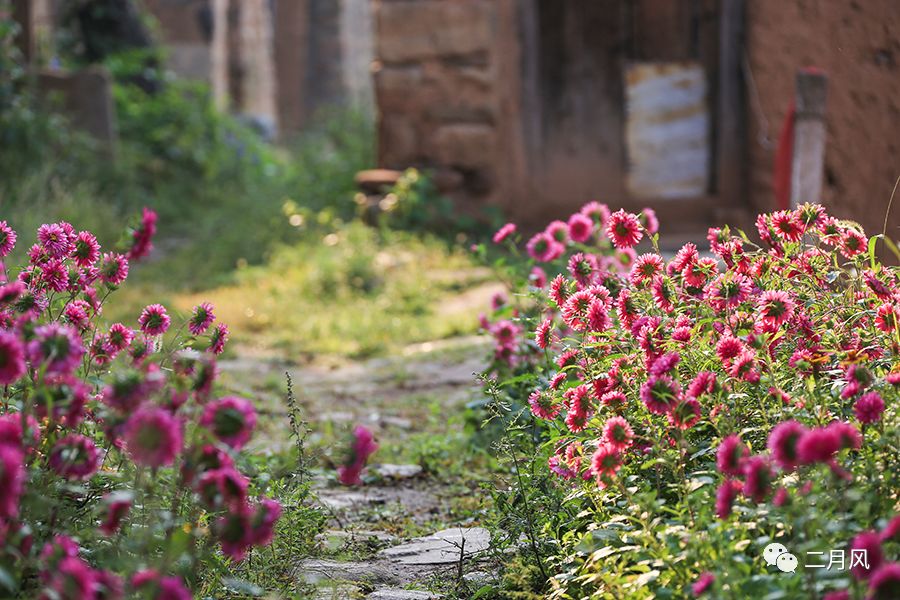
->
[104, 323, 134, 356]
[797, 426, 841, 465]
[529, 266, 547, 288]
[771, 210, 804, 242]
[0, 444, 25, 519]
[548, 274, 570, 307]
[850, 531, 884, 580]
[602, 416, 633, 450]
[94, 569, 124, 600]
[62, 300, 92, 331]
[691, 572, 715, 596]
[545, 220, 569, 244]
[567, 252, 598, 286]
[28, 323, 85, 376]
[705, 273, 752, 311]
[742, 456, 774, 503]
[0, 331, 26, 385]
[132, 572, 191, 600]
[562, 290, 594, 331]
[249, 496, 282, 546]
[181, 444, 234, 486]
[526, 231, 564, 262]
[868, 563, 900, 599]
[587, 299, 611, 332]
[715, 479, 741, 519]
[687, 371, 717, 399]
[37, 223, 74, 258]
[124, 407, 183, 467]
[640, 208, 659, 235]
[208, 323, 229, 355]
[668, 398, 701, 430]
[200, 396, 257, 449]
[338, 425, 378, 485]
[567, 213, 594, 243]
[188, 302, 216, 335]
[0, 221, 16, 257]
[196, 467, 249, 511]
[534, 317, 554, 349]
[217, 508, 253, 561]
[716, 435, 749, 477]
[138, 303, 171, 336]
[640, 374, 682, 415]
[605, 210, 643, 249]
[840, 228, 868, 258]
[43, 556, 97, 600]
[590, 442, 622, 486]
[72, 231, 100, 267]
[40, 259, 68, 292]
[492, 222, 517, 244]
[127, 207, 158, 261]
[99, 493, 132, 535]
[0, 280, 24, 305]
[855, 392, 885, 424]
[49, 434, 101, 481]
[768, 420, 808, 471]
[756, 290, 795, 329]
[99, 252, 129, 286]
[630, 253, 664, 286]
[580, 201, 610, 226]
[875, 303, 899, 332]
[529, 389, 561, 420]
[649, 352, 680, 377]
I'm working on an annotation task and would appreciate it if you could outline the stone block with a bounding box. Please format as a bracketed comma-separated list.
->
[377, 1, 493, 62]
[380, 115, 419, 166]
[430, 124, 496, 169]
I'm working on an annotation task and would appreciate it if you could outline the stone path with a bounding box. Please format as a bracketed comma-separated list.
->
[218, 336, 500, 598]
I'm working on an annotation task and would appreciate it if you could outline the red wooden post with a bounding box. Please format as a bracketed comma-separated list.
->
[790, 68, 828, 207]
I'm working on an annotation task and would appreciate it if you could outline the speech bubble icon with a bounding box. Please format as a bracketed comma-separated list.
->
[763, 543, 789, 566]
[777, 552, 798, 573]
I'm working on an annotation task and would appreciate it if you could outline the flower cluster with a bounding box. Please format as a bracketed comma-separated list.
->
[481, 203, 898, 598]
[0, 214, 280, 597]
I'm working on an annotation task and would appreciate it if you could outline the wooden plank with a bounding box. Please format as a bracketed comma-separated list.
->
[790, 68, 829, 207]
[715, 0, 745, 205]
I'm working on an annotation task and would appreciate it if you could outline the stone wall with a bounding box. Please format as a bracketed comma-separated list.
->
[745, 0, 900, 239]
[373, 0, 503, 210]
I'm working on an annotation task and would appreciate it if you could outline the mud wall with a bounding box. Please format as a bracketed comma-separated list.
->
[746, 0, 900, 238]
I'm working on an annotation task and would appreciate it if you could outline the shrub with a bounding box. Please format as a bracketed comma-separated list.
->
[479, 204, 899, 598]
[0, 211, 299, 598]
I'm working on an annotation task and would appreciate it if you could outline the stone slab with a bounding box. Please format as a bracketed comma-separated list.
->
[380, 527, 490, 565]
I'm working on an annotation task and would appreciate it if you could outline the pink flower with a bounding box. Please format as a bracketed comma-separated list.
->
[855, 392, 885, 424]
[529, 266, 547, 288]
[0, 331, 26, 384]
[881, 516, 900, 542]
[127, 207, 158, 260]
[42, 556, 96, 600]
[72, 231, 100, 267]
[850, 531, 884, 580]
[567, 252, 598, 286]
[545, 220, 569, 244]
[200, 396, 257, 449]
[715, 336, 744, 362]
[562, 290, 594, 331]
[28, 323, 85, 375]
[526, 231, 564, 262]
[63, 300, 92, 331]
[528, 389, 561, 420]
[840, 228, 868, 258]
[338, 425, 378, 485]
[590, 442, 622, 482]
[0, 221, 17, 257]
[797, 426, 840, 465]
[492, 222, 517, 244]
[132, 571, 191, 600]
[716, 435, 749, 477]
[742, 456, 774, 503]
[208, 323, 229, 355]
[138, 303, 171, 336]
[705, 273, 751, 310]
[534, 317, 554, 349]
[104, 323, 134, 356]
[868, 563, 900, 599]
[217, 507, 253, 561]
[630, 253, 664, 286]
[49, 434, 100, 480]
[602, 416, 633, 450]
[691, 572, 715, 596]
[649, 352, 680, 377]
[249, 497, 282, 546]
[37, 223, 74, 258]
[640, 208, 659, 235]
[196, 467, 249, 511]
[756, 290, 795, 329]
[771, 210, 803, 242]
[99, 493, 132, 535]
[768, 420, 809, 471]
[687, 371, 717, 399]
[180, 444, 234, 486]
[40, 259, 68, 292]
[567, 213, 594, 243]
[580, 201, 610, 226]
[188, 302, 216, 335]
[605, 210, 643, 249]
[668, 398, 701, 430]
[94, 570, 124, 600]
[640, 374, 682, 415]
[0, 444, 25, 519]
[124, 407, 183, 467]
[548, 274, 570, 307]
[716, 479, 741, 519]
[99, 252, 129, 286]
[875, 303, 898, 332]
